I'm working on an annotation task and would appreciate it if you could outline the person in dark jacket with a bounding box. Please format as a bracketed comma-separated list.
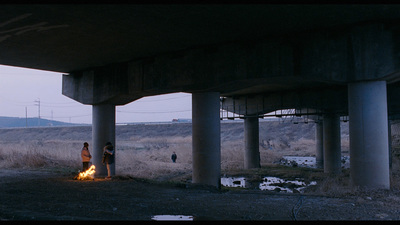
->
[102, 141, 114, 179]
[171, 152, 177, 163]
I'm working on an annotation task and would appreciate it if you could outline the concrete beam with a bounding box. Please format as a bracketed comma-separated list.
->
[300, 23, 395, 83]
[192, 92, 221, 188]
[221, 87, 348, 117]
[155, 22, 397, 93]
[62, 63, 141, 105]
[62, 23, 400, 107]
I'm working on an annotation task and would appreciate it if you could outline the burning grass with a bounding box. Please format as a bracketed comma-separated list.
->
[74, 165, 96, 180]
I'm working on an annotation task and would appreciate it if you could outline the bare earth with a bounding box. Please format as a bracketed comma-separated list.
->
[1, 168, 400, 221]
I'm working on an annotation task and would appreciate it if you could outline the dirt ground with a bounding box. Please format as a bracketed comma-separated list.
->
[1, 168, 400, 221]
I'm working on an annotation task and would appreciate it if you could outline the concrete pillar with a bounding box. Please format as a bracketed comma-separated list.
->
[348, 81, 390, 189]
[323, 113, 341, 174]
[315, 120, 324, 169]
[389, 120, 392, 170]
[192, 92, 221, 188]
[244, 116, 260, 169]
[92, 104, 116, 177]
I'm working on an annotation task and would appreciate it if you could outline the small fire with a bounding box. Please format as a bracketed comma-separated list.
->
[77, 165, 96, 180]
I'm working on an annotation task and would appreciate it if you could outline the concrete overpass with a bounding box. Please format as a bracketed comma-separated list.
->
[1, 4, 400, 189]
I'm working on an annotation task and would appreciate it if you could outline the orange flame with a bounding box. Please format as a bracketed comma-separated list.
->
[77, 165, 95, 180]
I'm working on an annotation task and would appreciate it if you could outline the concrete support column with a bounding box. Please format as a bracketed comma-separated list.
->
[192, 92, 221, 188]
[348, 81, 389, 189]
[389, 120, 392, 170]
[92, 104, 116, 177]
[244, 116, 260, 169]
[315, 120, 324, 169]
[323, 113, 341, 174]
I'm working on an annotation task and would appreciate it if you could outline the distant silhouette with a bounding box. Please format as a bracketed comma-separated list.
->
[171, 152, 177, 163]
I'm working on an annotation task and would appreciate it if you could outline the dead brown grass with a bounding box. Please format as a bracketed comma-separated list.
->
[0, 140, 80, 169]
[0, 121, 399, 197]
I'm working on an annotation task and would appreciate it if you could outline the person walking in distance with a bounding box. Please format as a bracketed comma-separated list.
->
[171, 151, 177, 163]
[102, 142, 114, 179]
[81, 142, 91, 172]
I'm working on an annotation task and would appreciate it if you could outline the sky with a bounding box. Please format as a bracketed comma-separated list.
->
[0, 65, 192, 124]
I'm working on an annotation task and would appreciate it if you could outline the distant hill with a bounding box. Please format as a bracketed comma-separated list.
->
[0, 116, 84, 128]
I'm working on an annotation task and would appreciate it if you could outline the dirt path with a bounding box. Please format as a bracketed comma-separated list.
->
[1, 169, 400, 221]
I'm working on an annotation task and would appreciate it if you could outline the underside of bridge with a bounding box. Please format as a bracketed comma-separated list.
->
[1, 4, 400, 189]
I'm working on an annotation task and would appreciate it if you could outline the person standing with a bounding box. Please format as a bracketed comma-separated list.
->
[102, 141, 114, 179]
[81, 142, 91, 172]
[171, 151, 177, 163]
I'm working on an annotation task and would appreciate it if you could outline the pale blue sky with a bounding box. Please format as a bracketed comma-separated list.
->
[0, 65, 192, 124]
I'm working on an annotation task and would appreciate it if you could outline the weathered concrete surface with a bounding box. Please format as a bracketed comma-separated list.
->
[92, 104, 116, 177]
[348, 81, 390, 189]
[192, 92, 221, 188]
[315, 121, 324, 169]
[323, 113, 341, 174]
[60, 22, 400, 106]
[244, 116, 260, 169]
[1, 5, 400, 73]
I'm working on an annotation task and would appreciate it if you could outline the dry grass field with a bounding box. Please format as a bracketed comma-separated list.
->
[0, 120, 399, 194]
[0, 121, 323, 176]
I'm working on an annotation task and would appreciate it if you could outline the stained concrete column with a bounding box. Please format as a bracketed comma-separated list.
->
[192, 92, 221, 188]
[92, 104, 116, 177]
[348, 81, 390, 189]
[315, 120, 324, 169]
[323, 113, 341, 174]
[244, 116, 260, 169]
[389, 120, 392, 170]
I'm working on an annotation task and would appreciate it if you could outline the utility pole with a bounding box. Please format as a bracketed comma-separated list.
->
[34, 98, 40, 127]
[25, 106, 27, 127]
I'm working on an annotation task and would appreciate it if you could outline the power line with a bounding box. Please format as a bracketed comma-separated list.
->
[136, 94, 191, 102]
[40, 104, 89, 108]
[116, 109, 191, 114]
[41, 114, 92, 119]
[0, 94, 192, 123]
